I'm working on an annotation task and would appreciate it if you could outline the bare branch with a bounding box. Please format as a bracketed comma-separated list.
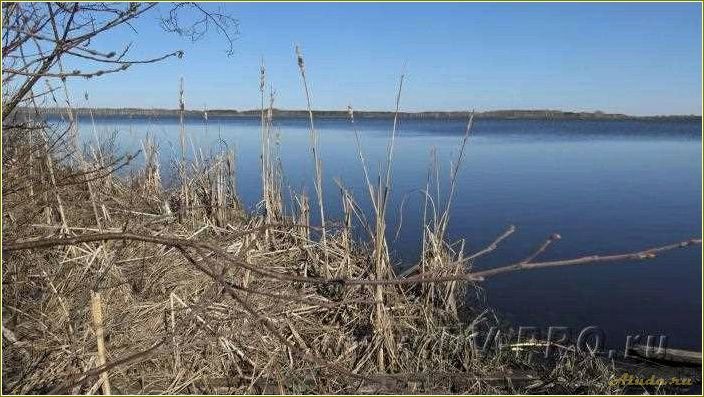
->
[465, 224, 517, 262]
[2, 2, 236, 118]
[160, 2, 239, 56]
[519, 233, 561, 264]
[3, 232, 700, 286]
[471, 238, 701, 280]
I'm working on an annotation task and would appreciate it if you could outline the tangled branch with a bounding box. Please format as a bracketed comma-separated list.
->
[4, 230, 700, 286]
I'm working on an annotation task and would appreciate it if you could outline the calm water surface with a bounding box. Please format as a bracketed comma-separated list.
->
[78, 116, 702, 350]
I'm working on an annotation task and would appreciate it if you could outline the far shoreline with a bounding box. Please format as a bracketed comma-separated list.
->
[28, 107, 703, 122]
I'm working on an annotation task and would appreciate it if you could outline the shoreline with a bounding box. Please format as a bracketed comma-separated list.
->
[27, 107, 703, 122]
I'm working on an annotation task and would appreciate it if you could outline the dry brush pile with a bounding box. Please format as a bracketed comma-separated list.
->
[2, 63, 701, 396]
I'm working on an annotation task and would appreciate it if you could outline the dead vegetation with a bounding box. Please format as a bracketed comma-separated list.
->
[3, 78, 701, 394]
[0, 111, 499, 394]
[2, 4, 701, 394]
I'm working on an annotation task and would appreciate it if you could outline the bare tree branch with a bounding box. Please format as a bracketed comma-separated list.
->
[3, 231, 700, 286]
[2, 2, 237, 119]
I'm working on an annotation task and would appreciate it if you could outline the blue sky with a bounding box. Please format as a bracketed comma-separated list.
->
[66, 2, 702, 115]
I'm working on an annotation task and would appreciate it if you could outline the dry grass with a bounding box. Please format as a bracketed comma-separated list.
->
[8, 63, 694, 395]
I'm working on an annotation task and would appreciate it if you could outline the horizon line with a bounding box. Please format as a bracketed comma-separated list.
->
[33, 106, 703, 119]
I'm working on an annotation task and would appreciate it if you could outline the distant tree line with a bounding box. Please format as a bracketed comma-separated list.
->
[22, 106, 702, 121]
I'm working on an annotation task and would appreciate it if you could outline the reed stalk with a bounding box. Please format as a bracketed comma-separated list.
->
[90, 291, 112, 395]
[178, 77, 188, 222]
[260, 61, 270, 235]
[295, 45, 329, 277]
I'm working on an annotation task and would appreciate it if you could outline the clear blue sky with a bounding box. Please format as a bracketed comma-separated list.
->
[66, 2, 702, 116]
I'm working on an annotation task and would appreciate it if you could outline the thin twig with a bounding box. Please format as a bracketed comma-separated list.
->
[520, 233, 561, 264]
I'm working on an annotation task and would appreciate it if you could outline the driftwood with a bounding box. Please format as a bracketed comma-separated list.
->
[629, 345, 702, 366]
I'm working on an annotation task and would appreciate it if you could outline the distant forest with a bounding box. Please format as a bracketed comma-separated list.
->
[27, 107, 702, 122]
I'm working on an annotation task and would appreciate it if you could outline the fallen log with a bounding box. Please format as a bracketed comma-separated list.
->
[629, 345, 702, 366]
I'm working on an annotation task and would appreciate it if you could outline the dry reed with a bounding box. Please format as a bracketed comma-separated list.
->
[2, 61, 700, 396]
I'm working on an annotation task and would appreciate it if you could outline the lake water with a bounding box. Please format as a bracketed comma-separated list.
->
[77, 115, 702, 351]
